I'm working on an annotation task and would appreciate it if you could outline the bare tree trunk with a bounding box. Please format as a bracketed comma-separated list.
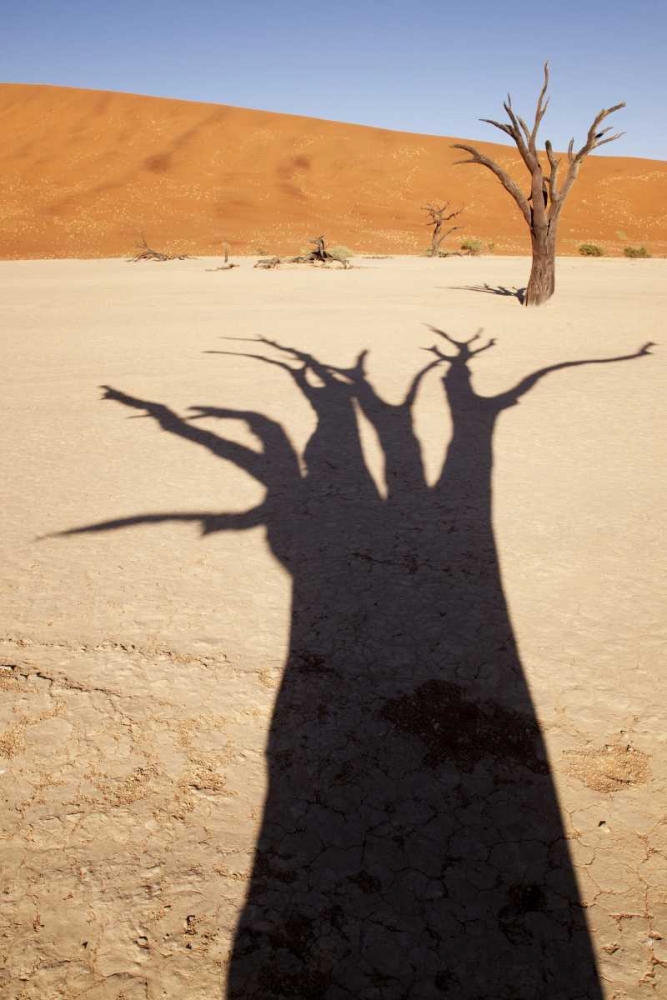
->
[525, 229, 556, 306]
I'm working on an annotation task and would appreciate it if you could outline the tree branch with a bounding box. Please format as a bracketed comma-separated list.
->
[424, 327, 496, 363]
[423, 202, 462, 222]
[500, 97, 537, 170]
[451, 144, 532, 226]
[530, 63, 550, 150]
[493, 342, 653, 409]
[46, 506, 267, 539]
[479, 118, 516, 141]
[544, 139, 561, 206]
[99, 386, 270, 485]
[558, 102, 625, 202]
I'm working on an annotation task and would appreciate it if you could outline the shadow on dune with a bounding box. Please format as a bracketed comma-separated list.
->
[55, 331, 652, 999]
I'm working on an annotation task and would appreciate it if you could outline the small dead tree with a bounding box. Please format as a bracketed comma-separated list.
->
[129, 234, 192, 262]
[207, 241, 239, 271]
[423, 203, 463, 257]
[452, 64, 624, 306]
[292, 236, 351, 268]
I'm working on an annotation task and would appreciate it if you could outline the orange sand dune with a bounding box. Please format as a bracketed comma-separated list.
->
[1, 82, 666, 260]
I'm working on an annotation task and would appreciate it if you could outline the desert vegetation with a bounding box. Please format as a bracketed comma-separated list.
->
[578, 243, 604, 257]
[460, 237, 484, 256]
[624, 245, 651, 258]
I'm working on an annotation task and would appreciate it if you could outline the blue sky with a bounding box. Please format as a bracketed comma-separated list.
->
[3, 0, 665, 159]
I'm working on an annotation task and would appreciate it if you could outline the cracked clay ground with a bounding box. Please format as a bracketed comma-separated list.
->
[0, 256, 665, 999]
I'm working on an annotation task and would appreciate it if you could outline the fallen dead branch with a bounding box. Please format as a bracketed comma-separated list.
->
[254, 256, 282, 269]
[129, 235, 193, 262]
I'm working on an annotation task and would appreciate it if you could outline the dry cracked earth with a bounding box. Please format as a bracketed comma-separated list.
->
[1, 635, 665, 999]
[0, 256, 665, 999]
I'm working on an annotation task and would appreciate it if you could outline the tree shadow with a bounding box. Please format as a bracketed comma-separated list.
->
[53, 333, 652, 999]
[448, 283, 527, 304]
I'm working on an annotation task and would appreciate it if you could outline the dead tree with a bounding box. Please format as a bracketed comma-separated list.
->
[423, 203, 463, 257]
[207, 241, 239, 271]
[129, 235, 192, 262]
[253, 238, 351, 270]
[452, 64, 624, 306]
[291, 236, 351, 268]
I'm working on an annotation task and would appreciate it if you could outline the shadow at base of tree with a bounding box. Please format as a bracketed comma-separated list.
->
[446, 283, 527, 304]
[52, 330, 652, 999]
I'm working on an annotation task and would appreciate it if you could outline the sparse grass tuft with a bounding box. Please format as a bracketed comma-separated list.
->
[327, 245, 354, 260]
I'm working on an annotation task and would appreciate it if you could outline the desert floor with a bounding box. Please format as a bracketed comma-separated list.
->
[0, 254, 665, 999]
